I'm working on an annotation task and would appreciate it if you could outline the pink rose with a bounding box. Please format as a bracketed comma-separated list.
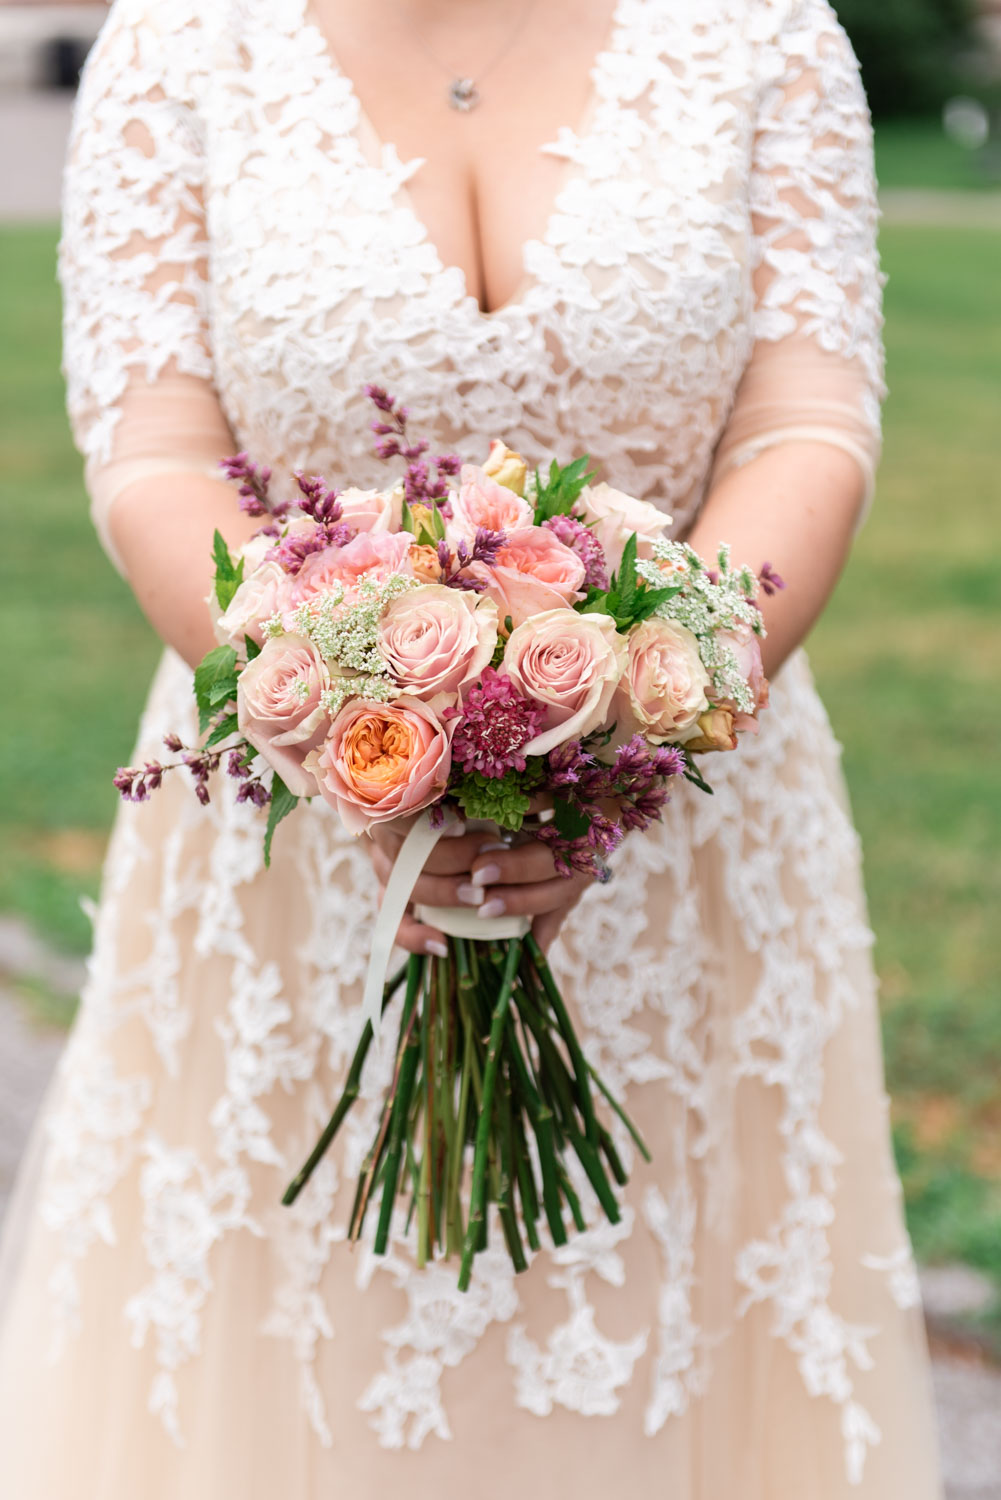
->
[716, 622, 769, 733]
[236, 634, 330, 797]
[577, 482, 671, 574]
[615, 618, 711, 743]
[289, 530, 414, 610]
[311, 696, 453, 835]
[471, 527, 586, 630]
[214, 561, 287, 649]
[447, 464, 535, 541]
[377, 586, 498, 699]
[335, 485, 403, 534]
[503, 609, 626, 756]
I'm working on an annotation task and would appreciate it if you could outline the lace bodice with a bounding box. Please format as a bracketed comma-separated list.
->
[60, 0, 883, 560]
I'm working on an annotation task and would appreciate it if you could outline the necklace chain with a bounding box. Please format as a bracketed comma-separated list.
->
[392, 0, 541, 111]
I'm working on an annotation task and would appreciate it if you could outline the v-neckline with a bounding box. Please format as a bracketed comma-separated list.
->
[296, 0, 627, 321]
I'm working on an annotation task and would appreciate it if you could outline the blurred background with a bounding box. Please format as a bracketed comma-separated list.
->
[1, 0, 1000, 1486]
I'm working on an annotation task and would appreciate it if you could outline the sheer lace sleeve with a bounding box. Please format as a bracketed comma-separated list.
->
[711, 0, 885, 520]
[59, 0, 233, 571]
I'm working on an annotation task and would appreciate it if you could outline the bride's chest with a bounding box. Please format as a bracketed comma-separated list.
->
[196, 0, 761, 370]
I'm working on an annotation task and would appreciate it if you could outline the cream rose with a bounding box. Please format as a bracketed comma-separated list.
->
[214, 561, 287, 649]
[503, 609, 626, 756]
[615, 617, 711, 743]
[577, 482, 671, 574]
[236, 634, 330, 796]
[481, 439, 529, 496]
[470, 526, 586, 630]
[310, 696, 453, 835]
[335, 484, 403, 534]
[377, 587, 498, 700]
[447, 464, 535, 540]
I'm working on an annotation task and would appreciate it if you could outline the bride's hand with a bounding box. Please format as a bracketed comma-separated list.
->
[367, 823, 594, 956]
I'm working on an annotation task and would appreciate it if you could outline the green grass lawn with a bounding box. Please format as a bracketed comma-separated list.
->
[874, 117, 1001, 192]
[1, 210, 1000, 1282]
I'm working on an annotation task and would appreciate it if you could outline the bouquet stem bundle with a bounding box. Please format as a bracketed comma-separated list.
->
[283, 933, 649, 1291]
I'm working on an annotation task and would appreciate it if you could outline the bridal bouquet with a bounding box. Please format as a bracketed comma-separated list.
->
[114, 385, 780, 1290]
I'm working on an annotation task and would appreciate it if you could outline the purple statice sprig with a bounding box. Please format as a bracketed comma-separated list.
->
[114, 732, 268, 810]
[364, 383, 460, 510]
[535, 735, 686, 877]
[542, 514, 609, 591]
[220, 453, 292, 523]
[436, 526, 507, 592]
[758, 560, 786, 597]
[272, 472, 355, 574]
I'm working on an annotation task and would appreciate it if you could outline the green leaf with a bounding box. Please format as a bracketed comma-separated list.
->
[204, 713, 240, 749]
[194, 644, 238, 732]
[212, 530, 244, 611]
[552, 796, 591, 841]
[244, 634, 261, 661]
[264, 775, 299, 867]
[533, 454, 596, 523]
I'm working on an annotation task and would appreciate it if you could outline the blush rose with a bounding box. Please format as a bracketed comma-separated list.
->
[236, 633, 330, 797]
[289, 530, 414, 610]
[377, 587, 499, 700]
[503, 609, 626, 756]
[615, 617, 711, 743]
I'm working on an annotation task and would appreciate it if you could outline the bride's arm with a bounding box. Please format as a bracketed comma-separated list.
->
[61, 1, 259, 668]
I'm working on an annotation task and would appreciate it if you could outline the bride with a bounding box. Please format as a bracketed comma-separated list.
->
[0, 0, 943, 1494]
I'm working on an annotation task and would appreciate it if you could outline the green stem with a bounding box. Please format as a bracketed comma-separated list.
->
[372, 961, 424, 1254]
[282, 960, 409, 1206]
[524, 933, 600, 1148]
[457, 939, 522, 1291]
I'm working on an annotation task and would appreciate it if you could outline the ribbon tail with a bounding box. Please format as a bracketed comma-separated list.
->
[361, 812, 449, 1043]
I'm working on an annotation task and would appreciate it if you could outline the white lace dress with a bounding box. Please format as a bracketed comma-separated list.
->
[0, 1, 944, 1495]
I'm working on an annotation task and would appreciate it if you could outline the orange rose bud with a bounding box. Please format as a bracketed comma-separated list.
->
[411, 544, 443, 582]
[684, 707, 738, 754]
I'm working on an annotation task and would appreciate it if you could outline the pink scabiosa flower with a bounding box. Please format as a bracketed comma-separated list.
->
[448, 668, 545, 778]
[542, 514, 610, 591]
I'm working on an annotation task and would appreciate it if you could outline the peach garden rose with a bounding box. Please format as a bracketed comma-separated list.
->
[310, 696, 453, 835]
[470, 526, 586, 629]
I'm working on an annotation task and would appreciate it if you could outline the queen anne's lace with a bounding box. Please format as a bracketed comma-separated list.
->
[35, 0, 926, 1488]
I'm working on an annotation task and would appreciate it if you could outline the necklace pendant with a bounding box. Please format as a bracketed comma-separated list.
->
[448, 77, 480, 112]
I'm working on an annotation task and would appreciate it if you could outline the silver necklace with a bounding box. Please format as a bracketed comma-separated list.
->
[394, 0, 541, 112]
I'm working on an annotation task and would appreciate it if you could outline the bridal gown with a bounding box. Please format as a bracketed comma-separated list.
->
[0, 0, 944, 1494]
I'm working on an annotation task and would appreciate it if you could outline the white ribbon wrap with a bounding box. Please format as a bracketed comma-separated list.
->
[361, 812, 530, 1042]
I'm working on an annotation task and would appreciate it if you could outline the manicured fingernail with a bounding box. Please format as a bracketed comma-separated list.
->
[442, 820, 466, 837]
[537, 807, 555, 824]
[478, 841, 510, 854]
[457, 883, 484, 906]
[424, 938, 448, 958]
[472, 862, 501, 887]
[478, 898, 506, 919]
